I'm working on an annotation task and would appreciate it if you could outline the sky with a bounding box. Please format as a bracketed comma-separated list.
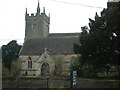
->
[0, 0, 108, 46]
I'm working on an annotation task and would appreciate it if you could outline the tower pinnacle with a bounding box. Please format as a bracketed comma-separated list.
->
[38, 0, 40, 8]
[43, 7, 45, 13]
[37, 0, 40, 15]
[25, 8, 27, 19]
[26, 8, 27, 14]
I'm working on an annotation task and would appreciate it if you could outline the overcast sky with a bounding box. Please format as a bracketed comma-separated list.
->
[0, 0, 108, 46]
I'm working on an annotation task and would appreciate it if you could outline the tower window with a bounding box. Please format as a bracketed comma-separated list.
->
[32, 24, 37, 29]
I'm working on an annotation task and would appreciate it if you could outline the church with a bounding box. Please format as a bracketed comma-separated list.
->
[19, 1, 80, 77]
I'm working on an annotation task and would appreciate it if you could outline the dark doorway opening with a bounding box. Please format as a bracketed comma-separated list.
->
[41, 62, 50, 76]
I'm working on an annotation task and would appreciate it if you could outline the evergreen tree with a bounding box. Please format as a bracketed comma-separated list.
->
[75, 2, 120, 75]
[2, 40, 22, 69]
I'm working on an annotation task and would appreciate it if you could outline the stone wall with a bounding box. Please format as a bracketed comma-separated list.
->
[19, 53, 75, 77]
[2, 78, 119, 89]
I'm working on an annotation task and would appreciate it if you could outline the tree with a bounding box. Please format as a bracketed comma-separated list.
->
[70, 55, 81, 69]
[70, 55, 82, 77]
[74, 2, 120, 75]
[2, 40, 22, 69]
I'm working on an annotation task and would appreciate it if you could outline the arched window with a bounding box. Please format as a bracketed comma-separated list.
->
[28, 56, 32, 68]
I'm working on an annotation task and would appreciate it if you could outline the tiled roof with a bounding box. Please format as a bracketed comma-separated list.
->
[20, 36, 80, 55]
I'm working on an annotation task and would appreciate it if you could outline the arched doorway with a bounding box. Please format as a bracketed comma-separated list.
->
[41, 62, 50, 76]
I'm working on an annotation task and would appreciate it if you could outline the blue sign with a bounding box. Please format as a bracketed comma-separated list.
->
[70, 68, 77, 88]
[72, 70, 77, 87]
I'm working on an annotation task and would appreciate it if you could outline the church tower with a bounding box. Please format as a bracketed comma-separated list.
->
[25, 1, 50, 39]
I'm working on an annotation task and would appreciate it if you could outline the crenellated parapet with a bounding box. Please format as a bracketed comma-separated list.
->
[25, 8, 50, 24]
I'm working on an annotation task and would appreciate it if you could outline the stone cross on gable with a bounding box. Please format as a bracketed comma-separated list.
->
[44, 47, 49, 54]
[44, 47, 50, 54]
[44, 47, 47, 52]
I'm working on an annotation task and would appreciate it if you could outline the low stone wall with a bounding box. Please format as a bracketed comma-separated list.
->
[2, 78, 47, 88]
[76, 79, 119, 88]
[2, 77, 119, 89]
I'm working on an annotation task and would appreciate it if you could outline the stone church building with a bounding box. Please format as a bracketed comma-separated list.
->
[19, 1, 80, 77]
